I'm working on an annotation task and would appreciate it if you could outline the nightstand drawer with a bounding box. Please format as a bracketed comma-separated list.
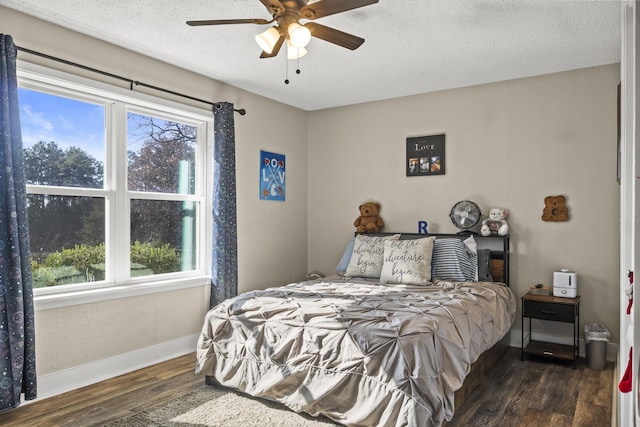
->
[522, 301, 575, 322]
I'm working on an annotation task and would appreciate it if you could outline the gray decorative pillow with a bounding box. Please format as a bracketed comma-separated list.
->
[380, 237, 436, 285]
[345, 234, 400, 278]
[477, 249, 494, 282]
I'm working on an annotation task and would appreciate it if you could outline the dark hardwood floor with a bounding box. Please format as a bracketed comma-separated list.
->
[0, 348, 614, 426]
[449, 348, 614, 426]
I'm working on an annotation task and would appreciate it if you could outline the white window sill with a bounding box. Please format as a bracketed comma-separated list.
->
[34, 275, 211, 311]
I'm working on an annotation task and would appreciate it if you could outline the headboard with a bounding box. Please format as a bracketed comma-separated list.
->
[358, 232, 510, 286]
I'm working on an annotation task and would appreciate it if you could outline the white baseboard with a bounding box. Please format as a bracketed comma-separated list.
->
[29, 333, 200, 404]
[508, 329, 618, 362]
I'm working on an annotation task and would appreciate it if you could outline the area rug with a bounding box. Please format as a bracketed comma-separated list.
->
[102, 387, 341, 426]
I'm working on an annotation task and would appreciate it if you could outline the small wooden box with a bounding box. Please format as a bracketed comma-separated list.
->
[529, 284, 551, 296]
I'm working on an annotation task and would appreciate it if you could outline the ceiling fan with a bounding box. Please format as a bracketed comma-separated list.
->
[187, 0, 379, 59]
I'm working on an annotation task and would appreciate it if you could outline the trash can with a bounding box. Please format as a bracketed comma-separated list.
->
[584, 323, 610, 370]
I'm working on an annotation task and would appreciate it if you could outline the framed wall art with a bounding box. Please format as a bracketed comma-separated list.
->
[260, 150, 286, 201]
[406, 134, 445, 176]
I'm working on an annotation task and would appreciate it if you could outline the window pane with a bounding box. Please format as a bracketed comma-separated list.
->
[130, 199, 197, 276]
[18, 88, 105, 188]
[127, 113, 197, 194]
[28, 195, 106, 288]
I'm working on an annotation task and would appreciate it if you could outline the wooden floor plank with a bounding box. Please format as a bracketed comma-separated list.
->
[517, 408, 573, 427]
[530, 364, 582, 416]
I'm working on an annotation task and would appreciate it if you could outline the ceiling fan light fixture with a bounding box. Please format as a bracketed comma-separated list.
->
[286, 40, 307, 59]
[255, 26, 280, 54]
[287, 23, 311, 48]
[188, 0, 377, 62]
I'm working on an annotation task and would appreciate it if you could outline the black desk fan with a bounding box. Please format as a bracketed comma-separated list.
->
[449, 201, 482, 234]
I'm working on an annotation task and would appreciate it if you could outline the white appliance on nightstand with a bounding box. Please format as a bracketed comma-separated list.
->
[553, 269, 577, 298]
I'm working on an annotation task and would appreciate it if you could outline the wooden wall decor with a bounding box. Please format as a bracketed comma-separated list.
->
[542, 195, 569, 222]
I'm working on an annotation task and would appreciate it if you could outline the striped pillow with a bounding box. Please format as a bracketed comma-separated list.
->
[431, 238, 478, 282]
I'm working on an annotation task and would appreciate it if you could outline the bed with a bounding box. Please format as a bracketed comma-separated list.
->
[195, 233, 516, 427]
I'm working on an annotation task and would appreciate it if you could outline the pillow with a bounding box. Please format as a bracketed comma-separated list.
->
[431, 238, 478, 282]
[335, 237, 356, 274]
[463, 235, 477, 254]
[477, 249, 494, 282]
[463, 235, 479, 281]
[345, 234, 400, 278]
[380, 237, 436, 285]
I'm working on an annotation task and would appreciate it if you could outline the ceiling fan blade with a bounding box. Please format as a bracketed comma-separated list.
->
[305, 23, 365, 50]
[260, 0, 285, 15]
[259, 35, 285, 58]
[301, 0, 379, 20]
[187, 18, 271, 26]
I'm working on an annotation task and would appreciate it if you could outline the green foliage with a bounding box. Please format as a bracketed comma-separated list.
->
[25, 141, 105, 255]
[31, 242, 180, 287]
[32, 266, 84, 288]
[24, 140, 103, 187]
[130, 241, 180, 274]
[128, 116, 196, 247]
[43, 243, 105, 270]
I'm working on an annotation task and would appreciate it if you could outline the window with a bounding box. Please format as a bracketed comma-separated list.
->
[127, 112, 199, 276]
[18, 64, 212, 301]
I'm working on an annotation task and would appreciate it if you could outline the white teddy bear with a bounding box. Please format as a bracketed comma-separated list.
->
[480, 208, 510, 236]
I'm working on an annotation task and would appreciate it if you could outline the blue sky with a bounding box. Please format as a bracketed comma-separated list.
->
[18, 88, 106, 163]
[17, 88, 195, 167]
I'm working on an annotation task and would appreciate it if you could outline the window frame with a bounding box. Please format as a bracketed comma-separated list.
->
[18, 62, 213, 310]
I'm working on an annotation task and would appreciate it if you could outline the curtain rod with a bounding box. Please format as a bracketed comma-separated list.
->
[15, 45, 246, 115]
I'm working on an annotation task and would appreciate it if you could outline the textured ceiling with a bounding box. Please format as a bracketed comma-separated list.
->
[0, 0, 621, 111]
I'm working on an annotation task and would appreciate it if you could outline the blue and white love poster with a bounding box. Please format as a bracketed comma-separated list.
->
[260, 150, 286, 201]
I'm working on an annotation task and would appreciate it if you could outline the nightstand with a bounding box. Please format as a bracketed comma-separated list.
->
[521, 292, 580, 369]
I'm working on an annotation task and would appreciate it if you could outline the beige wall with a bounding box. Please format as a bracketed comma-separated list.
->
[1, 7, 309, 375]
[308, 64, 621, 344]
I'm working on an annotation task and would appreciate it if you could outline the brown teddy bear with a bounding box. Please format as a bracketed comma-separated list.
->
[542, 195, 569, 222]
[354, 202, 384, 233]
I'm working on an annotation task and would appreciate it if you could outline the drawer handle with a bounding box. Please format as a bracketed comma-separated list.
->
[543, 351, 554, 356]
[540, 310, 557, 315]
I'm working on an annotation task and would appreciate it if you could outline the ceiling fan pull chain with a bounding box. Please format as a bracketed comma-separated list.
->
[296, 55, 301, 75]
[284, 55, 289, 84]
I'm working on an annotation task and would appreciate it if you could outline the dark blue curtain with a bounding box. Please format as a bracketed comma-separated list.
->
[210, 102, 237, 308]
[0, 34, 37, 410]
